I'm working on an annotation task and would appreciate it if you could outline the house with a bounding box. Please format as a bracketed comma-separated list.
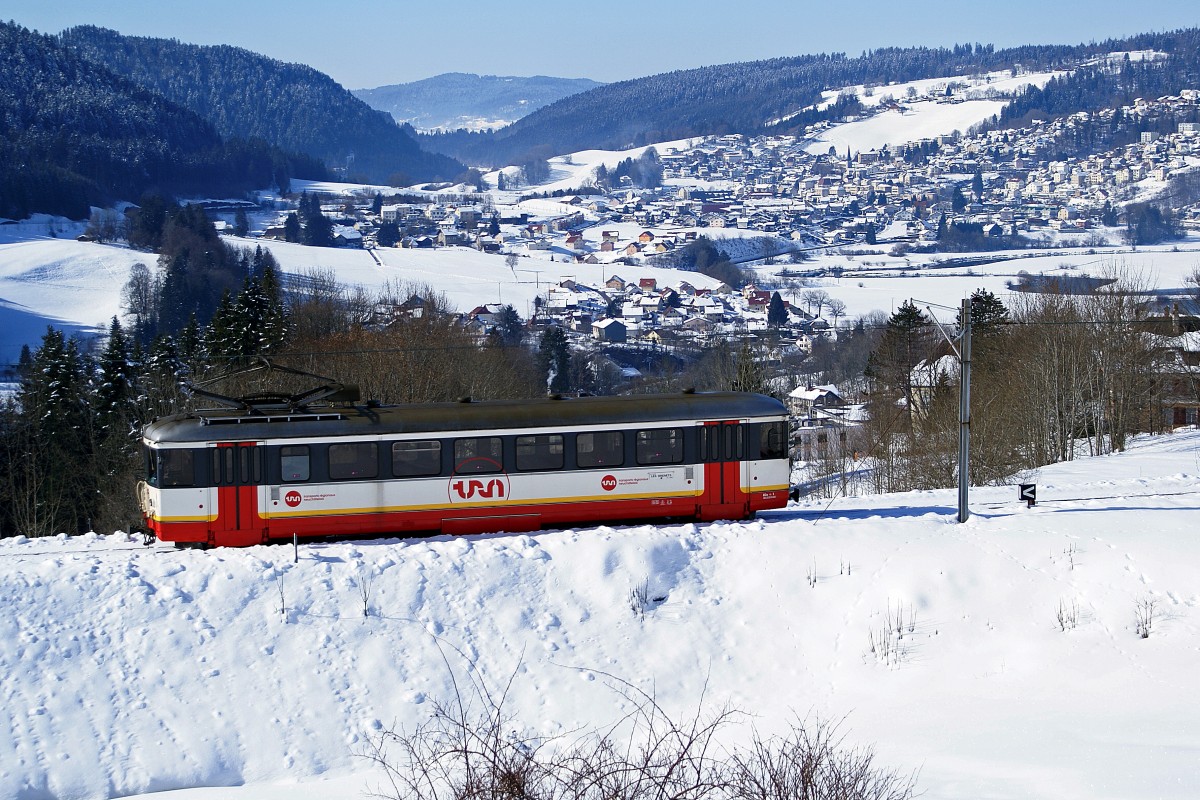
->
[1151, 313, 1200, 427]
[908, 354, 959, 417]
[332, 225, 363, 248]
[592, 318, 627, 343]
[437, 230, 469, 247]
[787, 384, 846, 418]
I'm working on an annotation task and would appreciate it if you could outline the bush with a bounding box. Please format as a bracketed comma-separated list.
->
[361, 664, 918, 800]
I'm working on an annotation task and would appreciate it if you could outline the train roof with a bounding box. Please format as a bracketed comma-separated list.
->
[142, 392, 787, 445]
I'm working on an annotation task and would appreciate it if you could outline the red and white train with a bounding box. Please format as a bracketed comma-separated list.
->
[137, 391, 791, 548]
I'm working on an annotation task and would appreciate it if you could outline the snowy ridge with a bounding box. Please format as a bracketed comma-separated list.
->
[3, 430, 1200, 799]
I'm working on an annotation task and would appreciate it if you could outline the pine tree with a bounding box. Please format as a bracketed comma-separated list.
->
[767, 291, 788, 328]
[91, 318, 144, 533]
[13, 328, 96, 535]
[731, 340, 768, 394]
[537, 326, 571, 394]
[233, 207, 249, 237]
[257, 263, 288, 353]
[377, 221, 400, 247]
[205, 290, 239, 365]
[283, 212, 301, 243]
[951, 187, 967, 213]
[140, 334, 188, 419]
[868, 300, 934, 408]
[157, 250, 193, 333]
[93, 318, 135, 437]
[493, 305, 525, 348]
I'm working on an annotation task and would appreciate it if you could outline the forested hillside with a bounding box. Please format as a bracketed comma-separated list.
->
[988, 29, 1200, 129]
[0, 22, 323, 220]
[354, 73, 603, 131]
[422, 32, 1200, 167]
[60, 26, 466, 185]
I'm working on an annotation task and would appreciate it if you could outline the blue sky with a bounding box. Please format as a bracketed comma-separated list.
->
[7, 0, 1198, 88]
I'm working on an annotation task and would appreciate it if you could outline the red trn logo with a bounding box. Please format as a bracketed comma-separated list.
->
[449, 477, 508, 501]
[601, 475, 618, 492]
[284, 491, 302, 507]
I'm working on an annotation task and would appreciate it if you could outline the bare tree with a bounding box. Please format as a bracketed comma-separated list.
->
[826, 297, 847, 324]
[801, 289, 831, 318]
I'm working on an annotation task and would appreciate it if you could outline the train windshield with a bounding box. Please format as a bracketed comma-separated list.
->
[156, 448, 195, 487]
[759, 422, 788, 460]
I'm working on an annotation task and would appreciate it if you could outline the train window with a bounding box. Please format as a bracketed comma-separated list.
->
[576, 431, 623, 468]
[724, 424, 744, 461]
[759, 422, 788, 460]
[636, 428, 683, 465]
[698, 427, 720, 462]
[281, 445, 310, 482]
[329, 442, 378, 480]
[392, 440, 442, 477]
[145, 447, 158, 484]
[454, 437, 503, 473]
[516, 434, 564, 472]
[158, 449, 194, 487]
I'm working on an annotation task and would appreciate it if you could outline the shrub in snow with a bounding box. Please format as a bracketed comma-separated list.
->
[1056, 598, 1079, 632]
[361, 663, 918, 800]
[1135, 597, 1158, 639]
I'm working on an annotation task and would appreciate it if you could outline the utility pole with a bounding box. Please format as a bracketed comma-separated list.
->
[924, 297, 972, 522]
[957, 297, 972, 523]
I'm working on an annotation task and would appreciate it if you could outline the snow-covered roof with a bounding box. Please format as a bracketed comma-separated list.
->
[789, 383, 842, 400]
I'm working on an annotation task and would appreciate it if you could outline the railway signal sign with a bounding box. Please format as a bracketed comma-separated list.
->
[1019, 483, 1037, 507]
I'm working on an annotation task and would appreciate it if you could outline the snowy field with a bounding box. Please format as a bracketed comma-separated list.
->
[2, 429, 1199, 799]
[801, 99, 1010, 156]
[4, 218, 1200, 361]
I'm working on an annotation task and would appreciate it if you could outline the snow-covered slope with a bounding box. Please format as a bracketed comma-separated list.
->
[0, 238, 148, 362]
[3, 430, 1199, 800]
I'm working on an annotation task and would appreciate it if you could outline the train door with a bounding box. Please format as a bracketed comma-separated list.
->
[210, 442, 266, 546]
[698, 421, 747, 520]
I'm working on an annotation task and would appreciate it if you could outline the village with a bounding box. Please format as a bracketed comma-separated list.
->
[253, 86, 1200, 319]
[238, 88, 1200, 466]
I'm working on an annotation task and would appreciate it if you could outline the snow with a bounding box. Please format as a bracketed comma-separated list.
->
[0, 238, 152, 362]
[3, 429, 1200, 799]
[757, 244, 1200, 325]
[805, 69, 1062, 116]
[486, 139, 700, 194]
[795, 69, 1065, 156]
[802, 100, 1010, 156]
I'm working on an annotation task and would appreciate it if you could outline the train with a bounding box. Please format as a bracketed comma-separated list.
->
[137, 390, 791, 548]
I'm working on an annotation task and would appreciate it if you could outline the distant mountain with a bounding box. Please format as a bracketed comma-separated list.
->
[60, 26, 466, 185]
[354, 73, 603, 131]
[0, 21, 323, 220]
[422, 30, 1200, 168]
